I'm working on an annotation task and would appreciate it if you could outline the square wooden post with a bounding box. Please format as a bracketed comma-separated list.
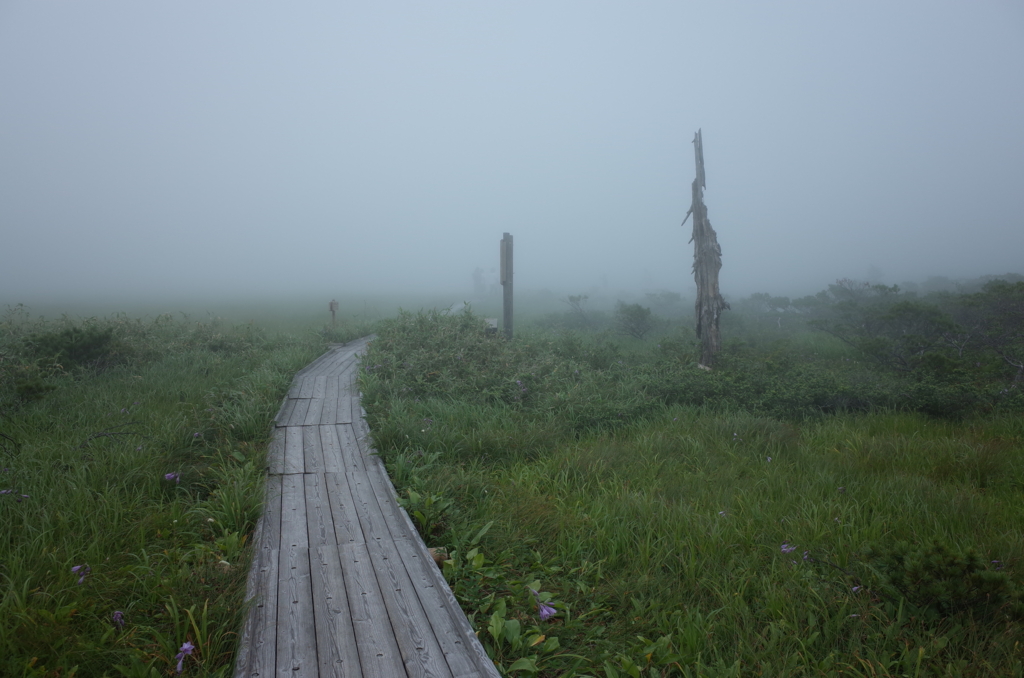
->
[500, 233, 513, 339]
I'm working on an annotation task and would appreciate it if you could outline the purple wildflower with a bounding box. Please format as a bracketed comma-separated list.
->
[530, 589, 556, 621]
[852, 586, 862, 593]
[175, 641, 195, 673]
[718, 511, 727, 517]
[192, 432, 201, 438]
[803, 551, 810, 561]
[780, 542, 796, 554]
[766, 456, 772, 462]
[165, 472, 180, 484]
[112, 610, 125, 630]
[71, 564, 91, 584]
[0, 489, 11, 495]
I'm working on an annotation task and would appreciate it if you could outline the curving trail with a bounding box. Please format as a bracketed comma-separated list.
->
[235, 338, 499, 678]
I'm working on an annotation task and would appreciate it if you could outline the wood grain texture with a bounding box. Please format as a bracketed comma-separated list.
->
[275, 397, 297, 428]
[363, 459, 413, 542]
[280, 474, 309, 550]
[267, 427, 286, 475]
[305, 472, 337, 547]
[239, 546, 279, 678]
[283, 426, 305, 475]
[321, 376, 341, 425]
[346, 471, 392, 548]
[340, 542, 408, 678]
[392, 539, 487, 678]
[335, 392, 354, 424]
[364, 534, 453, 678]
[277, 545, 317, 677]
[288, 398, 312, 427]
[261, 475, 284, 554]
[305, 398, 327, 426]
[336, 424, 366, 473]
[326, 472, 364, 547]
[311, 544, 362, 677]
[320, 424, 345, 474]
[298, 376, 317, 399]
[303, 425, 326, 475]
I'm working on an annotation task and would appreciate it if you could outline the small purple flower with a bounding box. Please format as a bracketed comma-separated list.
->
[766, 456, 772, 462]
[192, 432, 201, 438]
[112, 610, 124, 630]
[0, 489, 11, 495]
[165, 472, 180, 484]
[121, 408, 129, 414]
[718, 511, 727, 517]
[530, 589, 556, 621]
[803, 550, 810, 561]
[175, 641, 195, 673]
[852, 586, 862, 593]
[71, 564, 91, 584]
[780, 542, 796, 554]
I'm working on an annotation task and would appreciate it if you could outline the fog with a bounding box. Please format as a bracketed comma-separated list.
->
[2, 1, 1022, 311]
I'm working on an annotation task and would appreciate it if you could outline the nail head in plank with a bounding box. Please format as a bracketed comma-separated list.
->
[277, 545, 317, 678]
[339, 542, 408, 678]
[336, 424, 366, 472]
[239, 547, 279, 678]
[261, 475, 284, 553]
[280, 474, 309, 549]
[363, 535, 453, 678]
[325, 472, 364, 546]
[304, 472, 337, 547]
[311, 544, 362, 678]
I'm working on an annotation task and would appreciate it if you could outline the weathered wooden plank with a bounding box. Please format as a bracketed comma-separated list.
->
[277, 545, 317, 677]
[335, 424, 366, 472]
[241, 546, 280, 678]
[320, 376, 341, 425]
[267, 427, 286, 475]
[275, 397, 298, 428]
[303, 425, 326, 476]
[261, 475, 284, 553]
[335, 392, 354, 424]
[390, 500, 501, 678]
[280, 474, 309, 549]
[288, 398, 312, 427]
[312, 375, 328, 399]
[363, 458, 414, 542]
[325, 472, 364, 546]
[304, 398, 326, 427]
[340, 542, 408, 678]
[346, 471, 392, 547]
[392, 539, 489, 678]
[310, 544, 362, 678]
[319, 425, 345, 474]
[364, 535, 453, 678]
[284, 426, 305, 475]
[298, 376, 317, 399]
[304, 472, 337, 547]
[294, 349, 336, 379]
[353, 400, 373, 456]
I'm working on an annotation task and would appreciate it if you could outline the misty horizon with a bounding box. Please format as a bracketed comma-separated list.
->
[2, 1, 1022, 310]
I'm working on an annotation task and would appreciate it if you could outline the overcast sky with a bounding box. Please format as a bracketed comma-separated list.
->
[1, 0, 1022, 308]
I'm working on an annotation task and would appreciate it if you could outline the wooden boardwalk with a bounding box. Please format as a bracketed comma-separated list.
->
[235, 338, 500, 678]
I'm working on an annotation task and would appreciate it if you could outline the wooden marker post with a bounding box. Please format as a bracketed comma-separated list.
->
[500, 233, 514, 339]
[329, 299, 338, 327]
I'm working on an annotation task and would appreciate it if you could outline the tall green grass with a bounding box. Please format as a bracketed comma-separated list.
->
[362, 309, 1024, 677]
[0, 306, 372, 677]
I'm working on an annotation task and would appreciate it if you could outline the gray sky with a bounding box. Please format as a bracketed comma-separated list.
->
[2, 0, 1022, 307]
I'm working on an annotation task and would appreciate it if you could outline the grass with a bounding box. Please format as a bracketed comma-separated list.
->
[362, 308, 1024, 677]
[0, 306, 373, 677]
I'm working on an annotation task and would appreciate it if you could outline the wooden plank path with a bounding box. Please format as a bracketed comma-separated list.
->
[235, 337, 500, 678]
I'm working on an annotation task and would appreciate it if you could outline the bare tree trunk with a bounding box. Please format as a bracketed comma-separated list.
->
[685, 130, 729, 367]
